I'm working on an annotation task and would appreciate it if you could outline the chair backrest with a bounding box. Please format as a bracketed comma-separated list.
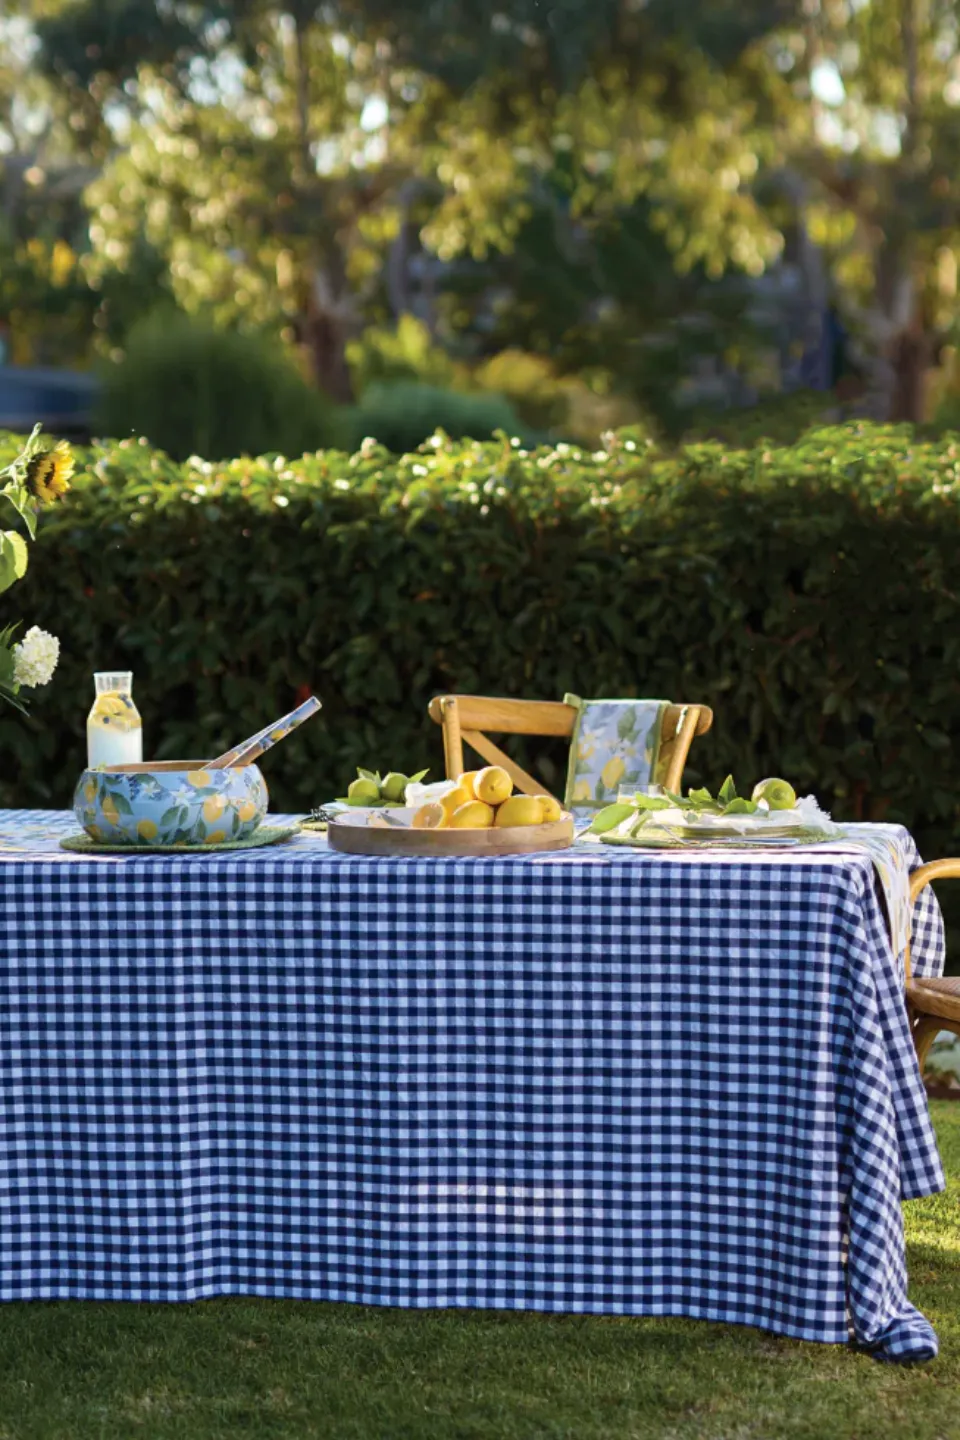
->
[427, 694, 714, 802]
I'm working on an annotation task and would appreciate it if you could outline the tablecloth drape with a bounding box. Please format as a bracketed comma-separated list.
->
[0, 810, 946, 1360]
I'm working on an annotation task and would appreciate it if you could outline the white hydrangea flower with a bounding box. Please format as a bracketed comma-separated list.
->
[12, 627, 60, 688]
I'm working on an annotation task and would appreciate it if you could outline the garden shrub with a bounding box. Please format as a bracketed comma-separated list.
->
[471, 351, 569, 433]
[96, 312, 342, 461]
[679, 389, 837, 447]
[344, 381, 531, 453]
[346, 315, 458, 394]
[2, 422, 959, 871]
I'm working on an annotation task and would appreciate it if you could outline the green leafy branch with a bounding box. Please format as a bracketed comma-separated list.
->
[590, 775, 759, 835]
[0, 423, 47, 599]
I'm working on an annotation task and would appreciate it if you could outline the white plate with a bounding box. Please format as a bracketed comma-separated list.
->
[334, 807, 418, 828]
[650, 802, 837, 838]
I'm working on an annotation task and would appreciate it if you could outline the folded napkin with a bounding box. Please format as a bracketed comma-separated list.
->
[563, 695, 669, 810]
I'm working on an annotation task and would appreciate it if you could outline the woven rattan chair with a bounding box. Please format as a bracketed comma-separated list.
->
[906, 859, 960, 1072]
[427, 695, 713, 802]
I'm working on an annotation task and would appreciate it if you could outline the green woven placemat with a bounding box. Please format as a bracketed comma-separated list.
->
[59, 824, 300, 855]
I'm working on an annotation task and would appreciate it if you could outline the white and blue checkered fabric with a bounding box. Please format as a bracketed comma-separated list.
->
[0, 811, 947, 1362]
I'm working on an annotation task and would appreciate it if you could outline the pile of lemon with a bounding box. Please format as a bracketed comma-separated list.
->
[412, 766, 563, 830]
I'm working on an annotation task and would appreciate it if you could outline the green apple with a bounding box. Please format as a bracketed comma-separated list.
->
[751, 778, 797, 811]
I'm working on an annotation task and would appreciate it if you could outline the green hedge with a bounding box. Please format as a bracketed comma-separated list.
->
[2, 424, 960, 861]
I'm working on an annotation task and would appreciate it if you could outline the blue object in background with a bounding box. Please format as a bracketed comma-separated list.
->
[0, 365, 98, 439]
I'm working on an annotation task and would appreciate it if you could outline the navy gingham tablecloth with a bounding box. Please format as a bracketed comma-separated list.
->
[0, 810, 947, 1360]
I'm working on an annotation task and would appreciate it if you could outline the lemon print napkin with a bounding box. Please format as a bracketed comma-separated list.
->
[563, 695, 669, 811]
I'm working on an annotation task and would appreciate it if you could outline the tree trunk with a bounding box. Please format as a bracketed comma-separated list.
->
[304, 309, 354, 403]
[283, 17, 356, 403]
[303, 267, 355, 404]
[889, 316, 931, 423]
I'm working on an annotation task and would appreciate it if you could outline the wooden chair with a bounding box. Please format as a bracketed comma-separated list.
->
[906, 859, 960, 1072]
[427, 695, 714, 802]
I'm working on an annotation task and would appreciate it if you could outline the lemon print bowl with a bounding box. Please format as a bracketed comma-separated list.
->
[72, 761, 268, 847]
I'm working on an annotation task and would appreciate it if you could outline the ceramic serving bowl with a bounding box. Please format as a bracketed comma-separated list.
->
[73, 761, 268, 846]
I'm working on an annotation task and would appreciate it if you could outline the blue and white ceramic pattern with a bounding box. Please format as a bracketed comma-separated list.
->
[73, 761, 268, 846]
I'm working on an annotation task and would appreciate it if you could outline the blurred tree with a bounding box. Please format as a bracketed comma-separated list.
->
[0, 1, 101, 365]
[37, 0, 394, 399]
[735, 0, 960, 420]
[33, 0, 960, 422]
[36, 0, 787, 408]
[436, 182, 765, 434]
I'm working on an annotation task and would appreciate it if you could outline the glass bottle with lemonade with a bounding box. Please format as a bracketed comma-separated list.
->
[87, 671, 143, 767]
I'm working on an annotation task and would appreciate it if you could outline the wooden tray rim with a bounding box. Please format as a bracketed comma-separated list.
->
[327, 813, 574, 857]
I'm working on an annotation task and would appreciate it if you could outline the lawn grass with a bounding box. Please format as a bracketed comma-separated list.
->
[0, 1106, 956, 1440]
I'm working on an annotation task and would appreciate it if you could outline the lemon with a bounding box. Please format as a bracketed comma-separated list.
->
[495, 795, 544, 828]
[439, 784, 473, 818]
[203, 795, 227, 822]
[187, 770, 213, 788]
[412, 803, 446, 829]
[458, 770, 481, 800]
[475, 766, 512, 806]
[101, 796, 119, 827]
[347, 777, 381, 805]
[237, 800, 258, 823]
[751, 778, 797, 811]
[136, 819, 158, 841]
[600, 755, 626, 791]
[204, 829, 227, 844]
[93, 693, 125, 718]
[449, 800, 495, 828]
[535, 794, 563, 823]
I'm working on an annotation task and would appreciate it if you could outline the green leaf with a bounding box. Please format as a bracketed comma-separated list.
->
[0, 488, 37, 540]
[589, 802, 636, 834]
[617, 711, 638, 741]
[717, 774, 738, 805]
[0, 530, 28, 595]
[0, 633, 19, 711]
[685, 786, 722, 812]
[408, 769, 429, 784]
[357, 767, 381, 783]
[634, 794, 672, 811]
[722, 797, 759, 814]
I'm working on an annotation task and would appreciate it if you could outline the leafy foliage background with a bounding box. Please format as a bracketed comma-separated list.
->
[1, 424, 959, 865]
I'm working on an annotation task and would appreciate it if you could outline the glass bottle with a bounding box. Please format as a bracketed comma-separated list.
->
[87, 671, 143, 768]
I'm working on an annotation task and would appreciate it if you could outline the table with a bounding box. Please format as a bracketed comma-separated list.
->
[0, 810, 946, 1361]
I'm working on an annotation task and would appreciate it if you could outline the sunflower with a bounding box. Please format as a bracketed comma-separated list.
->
[24, 441, 74, 504]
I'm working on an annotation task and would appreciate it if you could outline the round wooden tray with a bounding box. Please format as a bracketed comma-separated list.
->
[327, 813, 574, 857]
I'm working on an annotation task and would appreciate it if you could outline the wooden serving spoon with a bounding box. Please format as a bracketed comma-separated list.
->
[207, 695, 322, 769]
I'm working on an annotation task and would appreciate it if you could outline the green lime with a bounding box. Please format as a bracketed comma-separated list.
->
[380, 772, 409, 803]
[347, 777, 381, 805]
[751, 778, 797, 811]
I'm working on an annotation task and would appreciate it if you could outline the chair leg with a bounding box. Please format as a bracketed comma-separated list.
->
[440, 697, 464, 781]
[912, 1015, 945, 1073]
